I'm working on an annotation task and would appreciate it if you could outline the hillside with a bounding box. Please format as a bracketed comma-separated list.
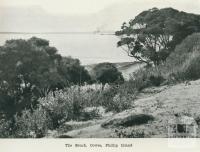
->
[56, 32, 200, 138]
[47, 79, 200, 138]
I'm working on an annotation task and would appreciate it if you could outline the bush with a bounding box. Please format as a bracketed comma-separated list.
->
[79, 107, 101, 121]
[149, 75, 165, 86]
[113, 128, 149, 138]
[39, 88, 84, 128]
[39, 83, 136, 120]
[95, 86, 118, 109]
[129, 66, 165, 90]
[38, 85, 107, 128]
[92, 62, 124, 84]
[181, 52, 200, 80]
[108, 92, 135, 113]
[162, 33, 200, 82]
[13, 108, 51, 138]
[0, 119, 13, 138]
[129, 69, 149, 91]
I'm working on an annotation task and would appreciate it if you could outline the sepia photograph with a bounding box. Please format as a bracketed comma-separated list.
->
[0, 0, 200, 143]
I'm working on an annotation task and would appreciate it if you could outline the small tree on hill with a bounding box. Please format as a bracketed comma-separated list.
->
[92, 62, 124, 85]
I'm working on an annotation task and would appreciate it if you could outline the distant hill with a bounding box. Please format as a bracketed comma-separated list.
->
[1, 2, 199, 33]
[85, 61, 145, 80]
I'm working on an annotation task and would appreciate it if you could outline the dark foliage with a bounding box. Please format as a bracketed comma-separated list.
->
[0, 37, 91, 118]
[92, 62, 124, 84]
[116, 7, 200, 65]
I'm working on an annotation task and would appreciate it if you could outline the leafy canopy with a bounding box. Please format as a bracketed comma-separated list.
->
[92, 62, 124, 84]
[116, 7, 200, 65]
[0, 37, 91, 116]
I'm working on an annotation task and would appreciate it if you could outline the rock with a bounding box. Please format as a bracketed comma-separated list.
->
[57, 135, 73, 138]
[102, 114, 154, 128]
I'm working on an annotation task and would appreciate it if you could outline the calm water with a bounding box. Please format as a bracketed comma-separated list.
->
[0, 33, 133, 65]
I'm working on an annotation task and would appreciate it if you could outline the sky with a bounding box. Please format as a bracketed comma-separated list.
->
[1, 0, 200, 15]
[0, 0, 122, 15]
[0, 0, 200, 65]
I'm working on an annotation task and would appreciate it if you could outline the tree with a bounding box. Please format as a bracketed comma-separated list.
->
[115, 7, 200, 65]
[0, 37, 91, 117]
[92, 62, 124, 84]
[58, 57, 91, 85]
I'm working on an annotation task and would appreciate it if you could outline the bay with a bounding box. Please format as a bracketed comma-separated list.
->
[0, 33, 133, 65]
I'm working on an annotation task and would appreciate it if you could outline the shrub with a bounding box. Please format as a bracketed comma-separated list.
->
[129, 66, 165, 90]
[92, 62, 124, 84]
[13, 107, 51, 138]
[37, 81, 139, 126]
[38, 85, 107, 128]
[149, 75, 165, 86]
[130, 68, 150, 90]
[0, 119, 13, 138]
[78, 107, 101, 121]
[95, 86, 118, 109]
[112, 128, 150, 138]
[109, 92, 135, 113]
[164, 49, 200, 82]
[195, 116, 200, 125]
[162, 33, 200, 82]
[75, 84, 104, 107]
[39, 88, 83, 128]
[181, 52, 200, 80]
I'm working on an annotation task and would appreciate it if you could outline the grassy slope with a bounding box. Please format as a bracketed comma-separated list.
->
[49, 79, 200, 138]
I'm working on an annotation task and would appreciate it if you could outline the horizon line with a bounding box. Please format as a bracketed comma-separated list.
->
[0, 31, 115, 35]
